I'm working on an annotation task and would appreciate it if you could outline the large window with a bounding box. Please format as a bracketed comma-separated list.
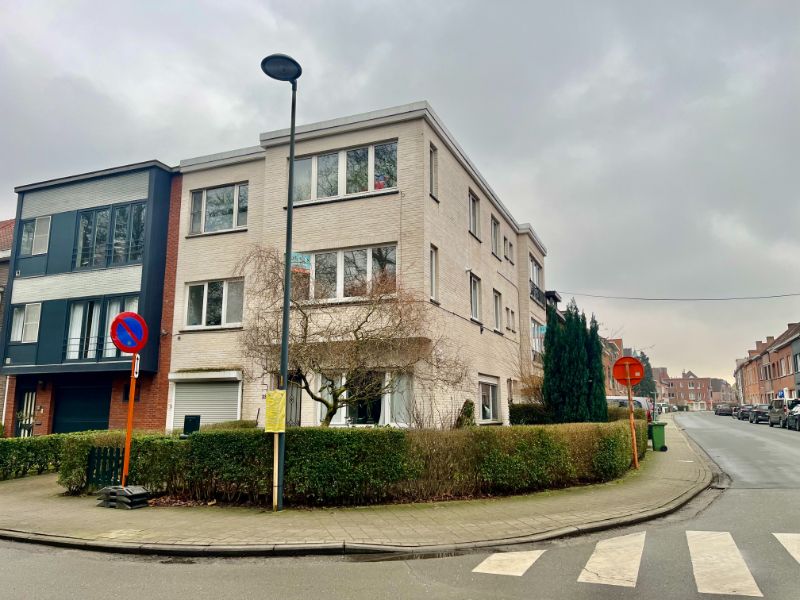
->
[10, 303, 41, 343]
[293, 141, 398, 203]
[318, 371, 412, 426]
[75, 202, 146, 269]
[301, 245, 397, 301]
[469, 192, 480, 237]
[190, 183, 248, 234]
[186, 279, 244, 328]
[19, 216, 51, 256]
[66, 300, 102, 360]
[470, 274, 481, 321]
[479, 381, 499, 422]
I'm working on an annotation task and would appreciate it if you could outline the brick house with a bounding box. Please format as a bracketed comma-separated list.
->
[734, 324, 800, 408]
[665, 371, 712, 410]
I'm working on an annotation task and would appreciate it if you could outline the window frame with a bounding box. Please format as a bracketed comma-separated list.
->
[292, 140, 398, 204]
[478, 380, 500, 423]
[470, 273, 481, 322]
[429, 244, 439, 302]
[10, 303, 42, 344]
[19, 216, 52, 257]
[530, 318, 544, 357]
[189, 182, 249, 235]
[493, 289, 502, 332]
[65, 297, 104, 361]
[529, 254, 542, 287]
[302, 244, 398, 302]
[73, 201, 147, 270]
[429, 143, 438, 199]
[468, 192, 480, 238]
[490, 216, 501, 258]
[184, 278, 245, 330]
[316, 371, 413, 427]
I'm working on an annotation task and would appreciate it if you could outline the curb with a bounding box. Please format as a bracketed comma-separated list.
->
[0, 427, 715, 558]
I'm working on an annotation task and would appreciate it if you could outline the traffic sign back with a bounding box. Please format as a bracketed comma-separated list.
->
[613, 356, 645, 387]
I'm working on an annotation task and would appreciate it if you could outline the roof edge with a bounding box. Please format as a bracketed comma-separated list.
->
[15, 160, 174, 193]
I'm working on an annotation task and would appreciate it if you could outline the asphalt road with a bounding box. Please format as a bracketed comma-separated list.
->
[2, 412, 799, 600]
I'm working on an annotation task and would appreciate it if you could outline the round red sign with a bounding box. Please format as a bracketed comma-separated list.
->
[110, 312, 149, 354]
[613, 356, 645, 387]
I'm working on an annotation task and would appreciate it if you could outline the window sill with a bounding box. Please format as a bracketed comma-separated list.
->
[492, 328, 504, 336]
[478, 420, 503, 426]
[469, 230, 482, 243]
[492, 252, 502, 261]
[470, 317, 483, 327]
[179, 326, 243, 334]
[429, 193, 439, 203]
[186, 228, 248, 239]
[429, 298, 441, 306]
[70, 261, 143, 273]
[286, 188, 399, 209]
[296, 294, 397, 307]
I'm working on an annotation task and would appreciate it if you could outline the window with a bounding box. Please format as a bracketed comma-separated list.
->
[689, 393, 696, 400]
[111, 202, 146, 264]
[104, 296, 139, 357]
[508, 241, 515, 264]
[529, 254, 541, 287]
[66, 299, 102, 360]
[189, 183, 248, 234]
[469, 192, 480, 237]
[19, 216, 51, 256]
[479, 381, 499, 422]
[75, 203, 146, 269]
[429, 245, 438, 301]
[490, 217, 501, 257]
[493, 290, 502, 331]
[10, 303, 41, 343]
[780, 358, 786, 377]
[75, 208, 110, 268]
[503, 236, 509, 258]
[294, 141, 398, 203]
[470, 274, 481, 321]
[185, 279, 244, 328]
[531, 318, 544, 355]
[303, 245, 397, 301]
[429, 144, 438, 198]
[507, 308, 516, 333]
[318, 371, 412, 426]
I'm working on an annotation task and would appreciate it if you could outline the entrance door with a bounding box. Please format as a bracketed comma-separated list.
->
[52, 384, 111, 433]
[14, 386, 37, 437]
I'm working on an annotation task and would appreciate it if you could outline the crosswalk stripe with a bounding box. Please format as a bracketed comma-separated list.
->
[472, 550, 546, 577]
[774, 533, 800, 565]
[577, 531, 646, 588]
[686, 531, 762, 597]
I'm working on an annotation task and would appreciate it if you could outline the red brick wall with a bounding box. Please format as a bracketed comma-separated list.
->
[32, 384, 53, 436]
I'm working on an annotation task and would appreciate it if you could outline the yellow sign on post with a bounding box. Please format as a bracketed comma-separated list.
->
[265, 390, 287, 433]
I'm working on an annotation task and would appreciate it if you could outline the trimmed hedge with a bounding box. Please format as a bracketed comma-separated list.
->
[0, 435, 65, 480]
[511, 403, 646, 425]
[58, 421, 647, 505]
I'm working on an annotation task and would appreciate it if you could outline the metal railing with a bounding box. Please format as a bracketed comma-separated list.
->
[72, 242, 145, 271]
[530, 281, 546, 306]
[63, 336, 125, 361]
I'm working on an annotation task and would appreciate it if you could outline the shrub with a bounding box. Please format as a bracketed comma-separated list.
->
[607, 406, 646, 421]
[0, 435, 65, 480]
[200, 420, 258, 431]
[509, 403, 554, 425]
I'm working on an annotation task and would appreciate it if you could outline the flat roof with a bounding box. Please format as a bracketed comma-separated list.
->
[15, 160, 174, 193]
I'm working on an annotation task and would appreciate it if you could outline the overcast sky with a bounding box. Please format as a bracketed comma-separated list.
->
[2, 1, 798, 381]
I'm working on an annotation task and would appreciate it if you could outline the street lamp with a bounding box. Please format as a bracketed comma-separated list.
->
[261, 53, 302, 512]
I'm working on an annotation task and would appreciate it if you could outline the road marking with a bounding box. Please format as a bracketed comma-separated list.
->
[686, 531, 762, 597]
[472, 550, 546, 577]
[577, 531, 646, 587]
[774, 533, 800, 565]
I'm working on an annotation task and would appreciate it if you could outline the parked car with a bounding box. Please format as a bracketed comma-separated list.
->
[750, 404, 770, 423]
[715, 403, 733, 416]
[606, 397, 652, 422]
[738, 405, 753, 420]
[768, 398, 800, 428]
[787, 406, 800, 432]
[731, 406, 740, 418]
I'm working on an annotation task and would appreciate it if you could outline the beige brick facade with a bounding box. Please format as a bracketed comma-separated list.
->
[168, 102, 548, 429]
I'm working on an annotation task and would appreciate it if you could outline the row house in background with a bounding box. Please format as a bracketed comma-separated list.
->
[733, 324, 800, 407]
[602, 337, 624, 396]
[1, 162, 176, 436]
[651, 367, 670, 404]
[664, 371, 711, 411]
[0, 219, 14, 407]
[168, 102, 549, 430]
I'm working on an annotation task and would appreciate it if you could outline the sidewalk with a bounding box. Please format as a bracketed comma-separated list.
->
[0, 414, 712, 556]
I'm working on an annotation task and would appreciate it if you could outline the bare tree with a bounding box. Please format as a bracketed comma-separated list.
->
[236, 244, 468, 427]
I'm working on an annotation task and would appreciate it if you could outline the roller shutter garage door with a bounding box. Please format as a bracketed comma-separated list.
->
[172, 382, 240, 430]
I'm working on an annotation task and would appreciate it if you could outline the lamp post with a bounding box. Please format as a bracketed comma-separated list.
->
[261, 53, 302, 512]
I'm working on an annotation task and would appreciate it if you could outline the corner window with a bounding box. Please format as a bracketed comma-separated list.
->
[302, 245, 397, 301]
[491, 217, 501, 257]
[429, 144, 438, 198]
[294, 141, 397, 203]
[479, 381, 499, 422]
[19, 216, 51, 257]
[470, 274, 481, 321]
[469, 192, 480, 237]
[430, 245, 438, 301]
[493, 290, 502, 331]
[189, 183, 248, 234]
[185, 279, 244, 328]
[10, 303, 41, 343]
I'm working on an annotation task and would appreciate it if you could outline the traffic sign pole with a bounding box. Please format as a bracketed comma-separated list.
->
[625, 362, 640, 470]
[121, 353, 139, 487]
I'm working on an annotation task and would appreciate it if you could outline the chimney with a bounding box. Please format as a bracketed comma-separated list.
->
[767, 336, 775, 344]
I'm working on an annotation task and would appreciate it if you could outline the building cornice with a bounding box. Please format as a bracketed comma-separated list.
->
[15, 160, 174, 193]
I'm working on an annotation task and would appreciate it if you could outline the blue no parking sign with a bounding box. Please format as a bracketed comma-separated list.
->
[110, 312, 149, 354]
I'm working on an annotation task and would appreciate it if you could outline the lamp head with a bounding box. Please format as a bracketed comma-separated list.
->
[261, 53, 302, 82]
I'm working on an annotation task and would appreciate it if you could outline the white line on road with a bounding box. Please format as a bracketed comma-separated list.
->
[774, 533, 800, 565]
[686, 531, 762, 597]
[577, 531, 646, 587]
[472, 550, 546, 577]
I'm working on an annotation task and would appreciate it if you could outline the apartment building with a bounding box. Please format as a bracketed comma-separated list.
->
[651, 367, 670, 404]
[665, 371, 711, 410]
[0, 219, 14, 410]
[1, 162, 176, 436]
[734, 324, 800, 406]
[166, 102, 549, 430]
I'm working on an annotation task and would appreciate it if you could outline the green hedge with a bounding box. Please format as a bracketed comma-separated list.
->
[509, 404, 555, 425]
[0, 435, 65, 480]
[57, 421, 647, 505]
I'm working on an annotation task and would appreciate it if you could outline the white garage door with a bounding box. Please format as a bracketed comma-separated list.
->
[172, 382, 240, 430]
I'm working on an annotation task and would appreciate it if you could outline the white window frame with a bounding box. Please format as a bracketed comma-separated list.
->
[493, 290, 502, 331]
[429, 143, 438, 198]
[468, 192, 480, 237]
[293, 140, 398, 204]
[529, 254, 541, 287]
[316, 371, 412, 427]
[490, 216, 501, 257]
[470, 274, 481, 321]
[508, 240, 515, 264]
[20, 216, 51, 256]
[190, 182, 248, 235]
[429, 244, 438, 301]
[509, 308, 516, 333]
[478, 379, 500, 423]
[531, 317, 544, 356]
[184, 279, 244, 329]
[10, 303, 41, 343]
[306, 245, 398, 301]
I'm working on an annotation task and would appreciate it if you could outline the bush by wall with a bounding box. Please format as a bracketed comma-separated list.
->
[509, 403, 555, 425]
[0, 435, 65, 480]
[57, 420, 647, 505]
[606, 406, 646, 421]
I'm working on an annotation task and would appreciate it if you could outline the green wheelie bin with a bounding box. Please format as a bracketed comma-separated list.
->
[651, 421, 667, 451]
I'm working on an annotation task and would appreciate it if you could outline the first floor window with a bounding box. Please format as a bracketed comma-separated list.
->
[20, 216, 51, 256]
[104, 296, 139, 357]
[493, 290, 502, 330]
[470, 274, 481, 320]
[374, 142, 397, 189]
[66, 299, 102, 360]
[305, 245, 397, 301]
[190, 183, 248, 234]
[10, 303, 41, 343]
[480, 381, 499, 421]
[186, 279, 244, 328]
[346, 147, 369, 194]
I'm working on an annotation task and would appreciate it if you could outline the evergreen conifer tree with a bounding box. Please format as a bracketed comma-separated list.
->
[586, 315, 608, 421]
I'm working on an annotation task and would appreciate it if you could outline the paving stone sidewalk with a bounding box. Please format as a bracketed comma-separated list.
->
[0, 415, 712, 556]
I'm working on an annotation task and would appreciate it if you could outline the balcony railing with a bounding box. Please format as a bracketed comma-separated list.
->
[72, 242, 145, 271]
[64, 336, 130, 362]
[530, 280, 546, 306]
